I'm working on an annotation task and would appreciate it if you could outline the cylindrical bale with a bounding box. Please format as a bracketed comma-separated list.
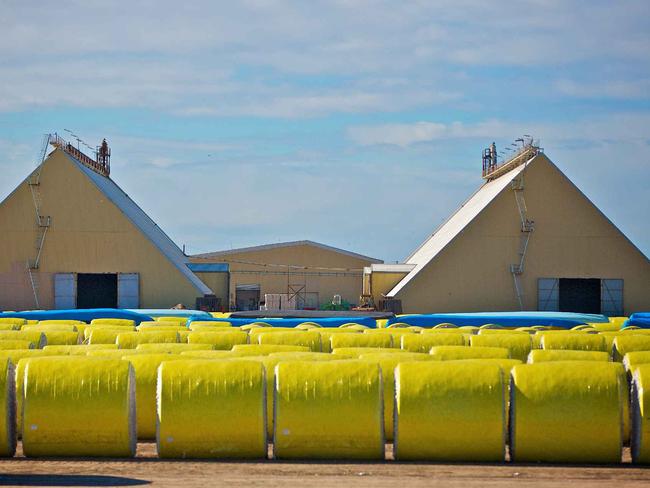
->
[122, 354, 185, 439]
[0, 331, 45, 348]
[317, 328, 361, 353]
[590, 321, 624, 332]
[87, 328, 129, 344]
[257, 331, 321, 352]
[180, 350, 246, 359]
[386, 322, 410, 329]
[401, 333, 465, 352]
[155, 316, 187, 326]
[43, 344, 118, 355]
[0, 358, 16, 457]
[430, 345, 509, 360]
[631, 364, 650, 463]
[432, 323, 457, 329]
[541, 333, 608, 353]
[116, 331, 179, 349]
[37, 331, 79, 346]
[273, 360, 383, 460]
[90, 318, 135, 327]
[187, 331, 248, 349]
[177, 329, 190, 343]
[364, 328, 415, 346]
[528, 349, 611, 364]
[136, 325, 186, 332]
[0, 324, 21, 331]
[86, 349, 144, 358]
[470, 334, 532, 362]
[0, 318, 26, 327]
[240, 322, 272, 331]
[624, 352, 650, 373]
[337, 323, 369, 331]
[332, 347, 410, 357]
[614, 336, 650, 362]
[24, 324, 78, 332]
[37, 320, 84, 325]
[135, 343, 212, 354]
[359, 352, 433, 441]
[22, 357, 136, 457]
[394, 361, 505, 462]
[478, 329, 530, 336]
[330, 332, 393, 350]
[249, 327, 301, 336]
[295, 322, 321, 330]
[188, 322, 232, 331]
[445, 358, 523, 372]
[157, 359, 266, 458]
[510, 362, 623, 463]
[421, 328, 467, 335]
[231, 344, 309, 356]
[599, 332, 625, 352]
[0, 341, 35, 350]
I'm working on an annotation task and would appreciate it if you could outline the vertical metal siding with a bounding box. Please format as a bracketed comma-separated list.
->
[54, 273, 76, 309]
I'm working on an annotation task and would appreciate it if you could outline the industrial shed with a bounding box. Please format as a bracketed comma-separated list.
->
[366, 142, 650, 315]
[191, 241, 382, 311]
[0, 136, 212, 311]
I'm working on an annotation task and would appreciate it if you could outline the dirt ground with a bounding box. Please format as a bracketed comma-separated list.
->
[0, 443, 648, 487]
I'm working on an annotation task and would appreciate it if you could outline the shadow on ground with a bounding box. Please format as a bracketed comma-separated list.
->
[0, 474, 150, 486]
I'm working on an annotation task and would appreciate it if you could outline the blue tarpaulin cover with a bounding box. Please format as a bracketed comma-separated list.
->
[0, 308, 153, 325]
[386, 312, 609, 328]
[187, 316, 378, 328]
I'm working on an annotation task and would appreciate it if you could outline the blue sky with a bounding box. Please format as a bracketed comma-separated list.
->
[1, 0, 648, 262]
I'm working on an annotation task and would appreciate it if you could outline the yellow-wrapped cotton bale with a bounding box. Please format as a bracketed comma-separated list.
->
[231, 344, 309, 356]
[401, 333, 465, 352]
[90, 318, 135, 327]
[338, 323, 369, 331]
[432, 323, 457, 329]
[86, 349, 143, 358]
[87, 328, 129, 344]
[0, 358, 16, 457]
[589, 322, 622, 332]
[631, 364, 650, 463]
[614, 336, 650, 362]
[37, 320, 84, 326]
[24, 324, 78, 333]
[295, 322, 321, 330]
[43, 344, 118, 355]
[135, 343, 212, 354]
[394, 361, 505, 462]
[0, 331, 45, 348]
[0, 318, 26, 327]
[478, 329, 530, 336]
[187, 331, 249, 349]
[624, 352, 650, 373]
[257, 331, 321, 352]
[136, 324, 186, 332]
[541, 333, 608, 353]
[155, 316, 187, 326]
[240, 322, 272, 331]
[317, 328, 360, 353]
[37, 331, 79, 346]
[528, 349, 610, 364]
[157, 359, 267, 458]
[470, 334, 532, 362]
[0, 341, 35, 350]
[386, 322, 410, 329]
[510, 362, 623, 463]
[421, 327, 466, 335]
[22, 357, 135, 457]
[330, 332, 393, 350]
[0, 324, 21, 332]
[188, 322, 232, 331]
[273, 360, 383, 460]
[446, 358, 522, 373]
[599, 331, 625, 352]
[430, 345, 509, 360]
[332, 347, 409, 357]
[359, 352, 433, 441]
[116, 331, 179, 349]
[180, 350, 245, 359]
[364, 328, 415, 344]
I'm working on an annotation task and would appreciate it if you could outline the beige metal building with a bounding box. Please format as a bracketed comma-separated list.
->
[191, 241, 382, 311]
[365, 142, 650, 315]
[0, 136, 213, 311]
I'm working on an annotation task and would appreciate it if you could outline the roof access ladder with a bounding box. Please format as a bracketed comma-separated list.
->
[509, 168, 534, 310]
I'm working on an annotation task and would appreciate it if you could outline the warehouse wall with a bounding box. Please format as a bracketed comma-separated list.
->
[369, 271, 409, 305]
[0, 149, 205, 310]
[395, 154, 650, 314]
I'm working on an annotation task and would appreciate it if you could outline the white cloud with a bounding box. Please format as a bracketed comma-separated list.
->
[554, 79, 650, 99]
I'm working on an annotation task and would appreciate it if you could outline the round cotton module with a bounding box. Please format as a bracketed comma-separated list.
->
[157, 359, 267, 459]
[257, 331, 321, 352]
[85, 349, 143, 358]
[90, 318, 135, 327]
[510, 362, 623, 463]
[337, 323, 369, 331]
[295, 322, 321, 330]
[136, 325, 186, 332]
[231, 344, 310, 356]
[240, 322, 272, 331]
[187, 331, 249, 349]
[330, 332, 393, 350]
[43, 344, 118, 355]
[541, 333, 608, 353]
[394, 361, 505, 462]
[429, 346, 509, 360]
[478, 329, 530, 335]
[470, 334, 532, 362]
[0, 318, 26, 327]
[386, 322, 410, 329]
[249, 327, 302, 337]
[122, 354, 185, 439]
[432, 323, 457, 329]
[116, 331, 179, 349]
[24, 324, 78, 332]
[401, 333, 466, 353]
[0, 341, 35, 350]
[135, 343, 212, 354]
[22, 357, 136, 457]
[0, 358, 16, 457]
[37, 320, 84, 326]
[479, 324, 503, 329]
[332, 347, 410, 357]
[614, 336, 650, 362]
[273, 360, 383, 460]
[421, 328, 467, 335]
[180, 350, 246, 359]
[599, 332, 625, 352]
[87, 328, 128, 344]
[631, 364, 650, 463]
[359, 352, 433, 442]
[624, 352, 650, 373]
[317, 328, 361, 353]
[365, 328, 415, 348]
[0, 331, 45, 348]
[528, 349, 611, 364]
[154, 317, 188, 326]
[37, 331, 79, 346]
[0, 325, 21, 332]
[188, 321, 232, 330]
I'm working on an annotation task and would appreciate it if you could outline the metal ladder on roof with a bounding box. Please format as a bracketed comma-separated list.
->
[509, 170, 534, 310]
[26, 135, 53, 308]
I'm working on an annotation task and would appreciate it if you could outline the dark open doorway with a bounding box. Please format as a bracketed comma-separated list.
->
[559, 278, 600, 314]
[77, 273, 118, 309]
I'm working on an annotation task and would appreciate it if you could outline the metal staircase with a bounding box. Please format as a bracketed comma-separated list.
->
[509, 170, 534, 310]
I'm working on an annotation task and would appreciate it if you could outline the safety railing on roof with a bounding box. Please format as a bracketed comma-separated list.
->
[49, 133, 110, 177]
[482, 139, 542, 180]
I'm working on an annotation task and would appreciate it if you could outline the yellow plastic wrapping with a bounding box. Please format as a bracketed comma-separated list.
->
[116, 331, 179, 349]
[43, 344, 118, 355]
[432, 323, 457, 329]
[330, 332, 393, 350]
[37, 320, 84, 325]
[24, 324, 78, 332]
[87, 328, 129, 344]
[478, 329, 530, 336]
[332, 347, 410, 357]
[510, 362, 623, 463]
[179, 350, 245, 359]
[528, 349, 610, 363]
[614, 336, 650, 361]
[317, 328, 360, 353]
[37, 331, 79, 346]
[337, 323, 369, 331]
[0, 341, 34, 350]
[0, 318, 25, 327]
[0, 324, 21, 331]
[599, 331, 625, 352]
[178, 329, 190, 343]
[470, 334, 532, 362]
[394, 361, 505, 462]
[86, 349, 143, 358]
[359, 352, 433, 441]
[364, 328, 415, 347]
[136, 324, 186, 332]
[430, 345, 509, 360]
[188, 322, 232, 331]
[187, 331, 249, 349]
[22, 357, 135, 457]
[0, 358, 16, 457]
[90, 318, 135, 327]
[421, 328, 467, 335]
[157, 359, 266, 459]
[135, 343, 212, 353]
[624, 351, 650, 372]
[541, 333, 608, 353]
[257, 331, 321, 352]
[631, 364, 650, 463]
[0, 331, 45, 348]
[231, 344, 309, 356]
[155, 316, 187, 326]
[273, 360, 383, 460]
[401, 333, 465, 352]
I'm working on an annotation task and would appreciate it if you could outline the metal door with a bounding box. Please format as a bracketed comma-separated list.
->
[601, 279, 624, 316]
[117, 273, 140, 308]
[54, 273, 76, 309]
[537, 278, 559, 311]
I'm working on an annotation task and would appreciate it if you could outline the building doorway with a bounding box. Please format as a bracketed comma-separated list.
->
[235, 285, 260, 311]
[77, 273, 118, 309]
[558, 278, 601, 314]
